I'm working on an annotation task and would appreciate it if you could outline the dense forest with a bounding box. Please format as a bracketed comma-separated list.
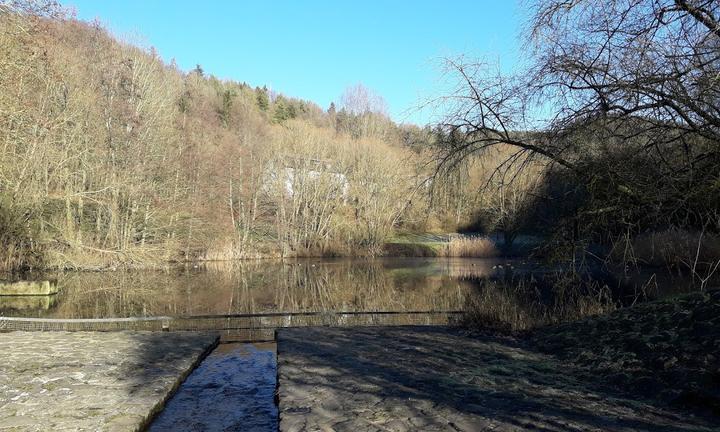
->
[0, 1, 516, 271]
[2, 0, 719, 283]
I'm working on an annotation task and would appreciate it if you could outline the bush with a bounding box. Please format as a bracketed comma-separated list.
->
[460, 271, 616, 332]
[0, 202, 43, 273]
[631, 229, 720, 270]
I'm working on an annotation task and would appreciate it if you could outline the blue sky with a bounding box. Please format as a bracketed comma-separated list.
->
[64, 1, 525, 125]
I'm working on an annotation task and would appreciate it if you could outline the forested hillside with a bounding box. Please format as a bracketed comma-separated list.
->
[0, 4, 505, 271]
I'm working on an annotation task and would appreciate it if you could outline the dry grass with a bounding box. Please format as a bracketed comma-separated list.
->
[446, 236, 499, 258]
[461, 272, 617, 332]
[461, 283, 544, 331]
[383, 235, 499, 258]
[200, 239, 274, 261]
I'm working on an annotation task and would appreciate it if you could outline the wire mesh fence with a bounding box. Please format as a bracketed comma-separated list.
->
[0, 311, 464, 341]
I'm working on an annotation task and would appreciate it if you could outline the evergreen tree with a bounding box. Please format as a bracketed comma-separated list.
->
[286, 102, 297, 120]
[255, 87, 269, 111]
[178, 90, 191, 114]
[273, 98, 288, 123]
[219, 89, 234, 127]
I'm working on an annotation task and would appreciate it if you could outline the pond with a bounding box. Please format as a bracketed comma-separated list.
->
[0, 257, 523, 318]
[0, 257, 708, 320]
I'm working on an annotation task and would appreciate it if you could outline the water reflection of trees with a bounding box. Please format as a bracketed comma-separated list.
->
[12, 258, 688, 328]
[32, 259, 480, 318]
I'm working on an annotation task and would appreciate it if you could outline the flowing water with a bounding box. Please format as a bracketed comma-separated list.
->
[149, 342, 277, 432]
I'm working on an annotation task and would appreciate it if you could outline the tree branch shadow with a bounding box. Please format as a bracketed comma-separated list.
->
[277, 326, 716, 431]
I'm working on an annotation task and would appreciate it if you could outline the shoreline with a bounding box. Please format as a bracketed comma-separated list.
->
[2, 253, 514, 275]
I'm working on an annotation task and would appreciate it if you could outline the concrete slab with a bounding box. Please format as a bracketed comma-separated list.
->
[0, 281, 57, 296]
[0, 331, 218, 431]
[277, 326, 715, 432]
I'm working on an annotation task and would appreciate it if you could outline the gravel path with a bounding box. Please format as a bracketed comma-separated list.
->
[277, 326, 716, 432]
[0, 331, 218, 432]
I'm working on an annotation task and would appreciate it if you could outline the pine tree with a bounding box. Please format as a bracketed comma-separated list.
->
[273, 98, 288, 123]
[219, 89, 233, 127]
[286, 102, 297, 119]
[255, 87, 269, 111]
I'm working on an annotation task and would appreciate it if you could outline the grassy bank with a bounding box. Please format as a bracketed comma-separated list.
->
[528, 289, 720, 416]
[3, 231, 505, 273]
[461, 285, 720, 417]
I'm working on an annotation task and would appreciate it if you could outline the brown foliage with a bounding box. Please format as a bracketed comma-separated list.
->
[0, 7, 477, 269]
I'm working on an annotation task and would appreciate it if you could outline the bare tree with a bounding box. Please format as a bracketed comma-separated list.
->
[339, 83, 388, 116]
[435, 0, 720, 240]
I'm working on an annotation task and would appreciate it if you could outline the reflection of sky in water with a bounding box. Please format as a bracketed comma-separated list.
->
[149, 343, 277, 432]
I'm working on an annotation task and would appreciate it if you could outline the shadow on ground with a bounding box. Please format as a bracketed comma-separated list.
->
[530, 289, 720, 416]
[277, 326, 717, 432]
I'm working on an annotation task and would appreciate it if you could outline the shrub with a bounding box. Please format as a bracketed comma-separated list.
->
[460, 271, 616, 332]
[0, 202, 43, 273]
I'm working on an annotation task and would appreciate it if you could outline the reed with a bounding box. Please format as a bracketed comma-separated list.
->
[460, 271, 617, 332]
[630, 228, 720, 270]
[446, 236, 499, 258]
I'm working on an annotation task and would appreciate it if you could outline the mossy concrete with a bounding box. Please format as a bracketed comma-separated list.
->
[0, 295, 56, 311]
[0, 280, 58, 296]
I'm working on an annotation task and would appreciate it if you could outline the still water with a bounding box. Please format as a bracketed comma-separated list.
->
[0, 257, 707, 320]
[0, 258, 518, 318]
